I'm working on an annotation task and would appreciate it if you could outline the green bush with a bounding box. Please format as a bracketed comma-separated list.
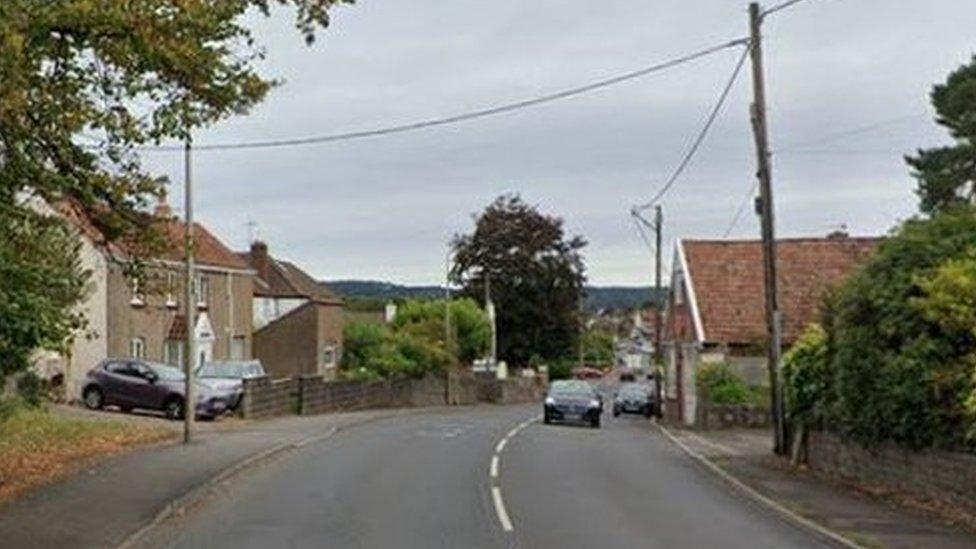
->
[16, 372, 46, 408]
[817, 207, 976, 449]
[783, 324, 832, 430]
[547, 359, 573, 381]
[697, 362, 756, 406]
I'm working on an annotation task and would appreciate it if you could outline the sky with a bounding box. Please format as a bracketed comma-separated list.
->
[143, 0, 976, 286]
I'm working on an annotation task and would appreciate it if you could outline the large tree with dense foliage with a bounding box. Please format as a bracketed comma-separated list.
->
[906, 56, 976, 214]
[0, 0, 349, 379]
[450, 195, 588, 366]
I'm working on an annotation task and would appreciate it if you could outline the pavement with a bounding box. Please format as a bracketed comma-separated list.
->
[0, 407, 430, 549]
[665, 427, 976, 549]
[132, 405, 837, 549]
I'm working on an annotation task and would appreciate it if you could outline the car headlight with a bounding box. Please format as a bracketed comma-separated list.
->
[589, 399, 601, 408]
[545, 396, 556, 406]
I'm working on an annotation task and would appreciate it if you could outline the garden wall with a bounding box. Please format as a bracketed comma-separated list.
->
[695, 401, 770, 430]
[807, 431, 976, 511]
[240, 377, 299, 420]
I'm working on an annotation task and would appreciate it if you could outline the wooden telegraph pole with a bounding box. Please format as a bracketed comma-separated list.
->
[748, 2, 787, 455]
[183, 138, 196, 444]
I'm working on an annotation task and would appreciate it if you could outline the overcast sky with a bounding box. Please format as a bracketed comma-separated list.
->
[144, 0, 976, 286]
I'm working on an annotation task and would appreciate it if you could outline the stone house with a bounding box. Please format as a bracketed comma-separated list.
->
[237, 241, 345, 380]
[663, 234, 879, 426]
[55, 203, 255, 401]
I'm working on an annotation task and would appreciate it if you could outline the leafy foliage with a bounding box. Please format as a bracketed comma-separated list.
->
[582, 328, 615, 367]
[0, 209, 89, 384]
[906, 56, 976, 214]
[696, 362, 759, 406]
[783, 324, 832, 430]
[342, 298, 489, 380]
[451, 194, 587, 366]
[393, 298, 491, 364]
[0, 0, 348, 380]
[790, 208, 976, 449]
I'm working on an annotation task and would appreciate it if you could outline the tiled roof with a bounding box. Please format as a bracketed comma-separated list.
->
[681, 236, 880, 345]
[236, 250, 341, 304]
[167, 315, 187, 341]
[157, 220, 250, 270]
[60, 201, 248, 271]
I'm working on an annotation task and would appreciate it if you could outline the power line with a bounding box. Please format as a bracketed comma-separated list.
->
[761, 0, 815, 18]
[139, 38, 747, 153]
[775, 113, 926, 153]
[632, 213, 656, 253]
[636, 42, 751, 212]
[722, 180, 759, 237]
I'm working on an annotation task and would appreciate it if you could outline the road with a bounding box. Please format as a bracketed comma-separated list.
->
[140, 403, 836, 549]
[144, 398, 840, 549]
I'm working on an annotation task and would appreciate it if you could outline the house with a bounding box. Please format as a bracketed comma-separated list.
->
[55, 201, 256, 401]
[237, 241, 345, 380]
[663, 233, 879, 426]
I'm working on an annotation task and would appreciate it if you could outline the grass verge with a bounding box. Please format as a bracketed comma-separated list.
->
[0, 401, 175, 505]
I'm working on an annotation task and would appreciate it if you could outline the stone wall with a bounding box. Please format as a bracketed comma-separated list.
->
[696, 402, 770, 430]
[807, 431, 976, 511]
[240, 376, 298, 419]
[298, 376, 414, 415]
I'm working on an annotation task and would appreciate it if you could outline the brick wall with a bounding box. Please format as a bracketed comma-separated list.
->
[807, 431, 976, 511]
[240, 376, 298, 419]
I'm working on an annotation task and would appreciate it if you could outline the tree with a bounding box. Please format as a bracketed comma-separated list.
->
[393, 299, 491, 364]
[0, 0, 349, 378]
[451, 195, 587, 366]
[906, 57, 976, 214]
[0, 209, 89, 386]
[581, 328, 614, 367]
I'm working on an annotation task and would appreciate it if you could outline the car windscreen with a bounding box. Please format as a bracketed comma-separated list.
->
[199, 363, 246, 378]
[550, 382, 593, 397]
[151, 364, 185, 381]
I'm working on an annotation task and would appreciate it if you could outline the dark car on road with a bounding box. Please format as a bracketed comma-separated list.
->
[544, 380, 603, 428]
[613, 383, 657, 418]
[82, 359, 228, 420]
[196, 360, 266, 411]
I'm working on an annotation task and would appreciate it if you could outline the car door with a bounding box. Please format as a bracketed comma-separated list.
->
[129, 362, 164, 410]
[101, 360, 136, 406]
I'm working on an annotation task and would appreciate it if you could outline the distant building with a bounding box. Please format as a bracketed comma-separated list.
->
[237, 241, 344, 380]
[663, 234, 880, 426]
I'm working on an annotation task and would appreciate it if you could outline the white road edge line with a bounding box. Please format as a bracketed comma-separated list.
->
[490, 455, 500, 479]
[491, 486, 514, 532]
[655, 423, 861, 549]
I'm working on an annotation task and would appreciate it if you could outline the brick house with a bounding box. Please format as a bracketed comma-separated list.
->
[55, 203, 255, 401]
[237, 241, 345, 380]
[663, 234, 879, 425]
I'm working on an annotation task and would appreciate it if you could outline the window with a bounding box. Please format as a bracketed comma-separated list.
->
[231, 336, 247, 360]
[164, 339, 183, 367]
[321, 344, 338, 371]
[129, 337, 146, 359]
[166, 272, 177, 309]
[130, 277, 145, 307]
[196, 274, 210, 309]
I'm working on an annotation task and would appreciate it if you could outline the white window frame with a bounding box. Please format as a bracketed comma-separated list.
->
[165, 271, 177, 309]
[130, 277, 145, 307]
[196, 274, 209, 309]
[129, 337, 146, 359]
[163, 339, 183, 366]
[321, 344, 338, 371]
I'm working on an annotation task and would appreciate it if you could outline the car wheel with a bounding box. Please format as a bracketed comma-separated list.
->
[613, 408, 620, 417]
[164, 397, 184, 421]
[120, 405, 134, 414]
[543, 412, 551, 425]
[591, 416, 601, 428]
[83, 387, 104, 410]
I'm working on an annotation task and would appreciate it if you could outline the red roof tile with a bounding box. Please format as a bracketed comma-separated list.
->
[681, 236, 880, 345]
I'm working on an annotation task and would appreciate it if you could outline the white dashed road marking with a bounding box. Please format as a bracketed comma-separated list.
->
[488, 414, 542, 534]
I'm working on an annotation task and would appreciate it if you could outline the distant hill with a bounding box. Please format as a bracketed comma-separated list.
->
[322, 280, 666, 311]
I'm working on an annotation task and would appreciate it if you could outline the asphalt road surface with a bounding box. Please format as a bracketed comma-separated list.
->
[141, 404, 836, 549]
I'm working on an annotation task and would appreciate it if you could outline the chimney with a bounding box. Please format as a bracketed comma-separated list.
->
[154, 192, 173, 219]
[250, 240, 271, 281]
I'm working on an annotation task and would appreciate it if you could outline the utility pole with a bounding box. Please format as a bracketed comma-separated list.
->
[578, 290, 585, 370]
[485, 272, 497, 365]
[445, 248, 453, 354]
[183, 138, 197, 444]
[653, 205, 664, 415]
[748, 2, 787, 455]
